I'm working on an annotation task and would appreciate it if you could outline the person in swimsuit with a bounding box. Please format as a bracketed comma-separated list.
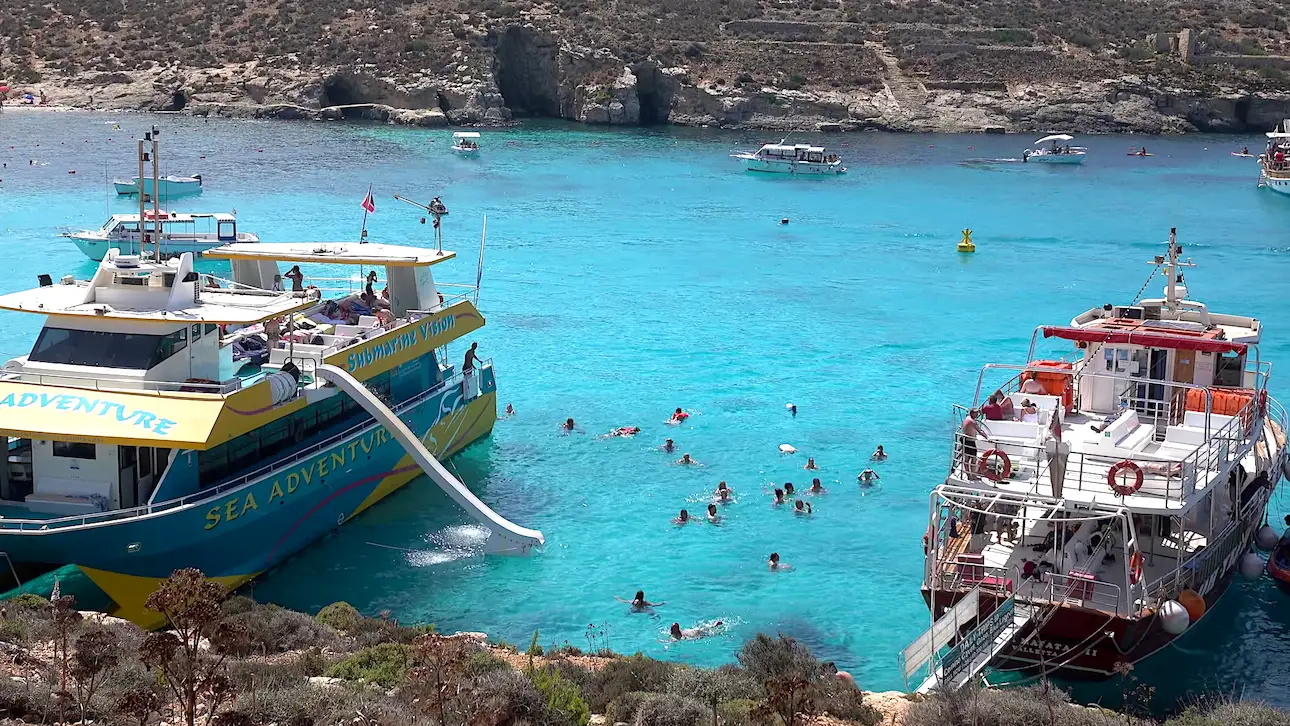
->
[1020, 399, 1039, 422]
[617, 590, 664, 611]
[706, 503, 720, 523]
[858, 469, 880, 485]
[784, 482, 796, 497]
[768, 552, 792, 571]
[662, 438, 675, 453]
[1021, 373, 1045, 394]
[810, 477, 824, 493]
[678, 453, 698, 465]
[715, 481, 733, 502]
[283, 265, 304, 292]
[673, 509, 690, 525]
[670, 408, 689, 423]
[788, 403, 797, 417]
[773, 488, 786, 505]
[669, 621, 725, 641]
[805, 457, 818, 470]
[960, 409, 991, 476]
[794, 500, 812, 515]
[602, 426, 641, 438]
[562, 418, 579, 433]
[505, 403, 515, 417]
[871, 446, 887, 461]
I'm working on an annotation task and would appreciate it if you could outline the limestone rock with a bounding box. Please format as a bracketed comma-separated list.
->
[309, 676, 345, 689]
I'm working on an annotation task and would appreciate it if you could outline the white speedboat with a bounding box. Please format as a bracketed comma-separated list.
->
[113, 175, 203, 197]
[451, 132, 481, 155]
[62, 211, 257, 261]
[1023, 134, 1087, 165]
[1259, 121, 1290, 195]
[731, 141, 846, 175]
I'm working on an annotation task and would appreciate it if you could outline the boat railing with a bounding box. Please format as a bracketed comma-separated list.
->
[0, 361, 490, 532]
[930, 542, 1126, 617]
[0, 370, 240, 396]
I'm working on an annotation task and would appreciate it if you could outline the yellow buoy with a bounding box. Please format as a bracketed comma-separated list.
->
[957, 228, 975, 253]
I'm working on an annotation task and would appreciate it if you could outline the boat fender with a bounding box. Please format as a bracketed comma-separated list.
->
[1159, 600, 1189, 635]
[978, 448, 1011, 481]
[1239, 551, 1264, 580]
[779, 444, 796, 454]
[267, 370, 298, 405]
[1129, 551, 1144, 585]
[1177, 589, 1205, 622]
[1256, 524, 1280, 551]
[1108, 460, 1143, 496]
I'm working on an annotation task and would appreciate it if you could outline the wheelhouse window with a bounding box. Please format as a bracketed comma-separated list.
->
[29, 327, 188, 369]
[52, 441, 96, 459]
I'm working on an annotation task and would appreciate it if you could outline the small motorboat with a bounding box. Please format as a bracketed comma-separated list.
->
[113, 174, 203, 197]
[451, 131, 481, 155]
[1022, 134, 1087, 165]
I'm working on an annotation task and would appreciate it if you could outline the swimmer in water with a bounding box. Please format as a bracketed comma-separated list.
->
[773, 488, 786, 505]
[805, 457, 818, 470]
[561, 418, 579, 433]
[662, 438, 675, 453]
[668, 620, 725, 641]
[616, 590, 664, 611]
[706, 503, 720, 523]
[504, 403, 515, 417]
[670, 407, 689, 424]
[788, 403, 797, 417]
[601, 426, 641, 438]
[768, 552, 792, 571]
[715, 481, 733, 502]
[794, 499, 812, 515]
[678, 453, 698, 465]
[858, 469, 880, 486]
[871, 445, 887, 461]
[673, 509, 691, 525]
[810, 477, 824, 493]
[784, 482, 796, 497]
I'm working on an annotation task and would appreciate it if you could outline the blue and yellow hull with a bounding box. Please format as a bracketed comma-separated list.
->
[0, 369, 497, 628]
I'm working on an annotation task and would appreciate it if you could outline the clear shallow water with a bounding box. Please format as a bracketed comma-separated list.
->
[2, 112, 1290, 709]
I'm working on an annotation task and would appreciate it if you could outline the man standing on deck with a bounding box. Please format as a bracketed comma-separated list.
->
[462, 342, 480, 398]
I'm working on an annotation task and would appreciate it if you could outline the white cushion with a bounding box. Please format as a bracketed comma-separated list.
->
[1183, 411, 1236, 431]
[983, 420, 1041, 442]
[1119, 424, 1155, 452]
[1165, 425, 1207, 448]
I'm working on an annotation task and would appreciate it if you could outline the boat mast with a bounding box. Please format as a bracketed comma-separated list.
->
[136, 139, 146, 253]
[1165, 227, 1178, 308]
[149, 126, 161, 262]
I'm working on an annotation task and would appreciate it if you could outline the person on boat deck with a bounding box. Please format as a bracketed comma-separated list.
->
[678, 453, 697, 465]
[997, 390, 1016, 420]
[794, 499, 812, 515]
[662, 438, 675, 453]
[1021, 372, 1046, 395]
[670, 408, 689, 423]
[265, 317, 282, 349]
[707, 503, 721, 523]
[617, 590, 664, 611]
[283, 265, 304, 292]
[1020, 399, 1040, 422]
[462, 341, 480, 375]
[673, 509, 690, 525]
[805, 457, 818, 470]
[982, 393, 1005, 421]
[810, 477, 825, 493]
[1277, 149, 1286, 168]
[960, 409, 992, 476]
[271, 274, 283, 292]
[871, 445, 887, 461]
[362, 270, 379, 306]
[768, 552, 792, 571]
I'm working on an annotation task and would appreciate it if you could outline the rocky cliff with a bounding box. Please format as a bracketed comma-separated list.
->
[8, 0, 1290, 133]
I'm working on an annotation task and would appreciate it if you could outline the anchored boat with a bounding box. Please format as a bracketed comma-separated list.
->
[1258, 121, 1290, 195]
[731, 140, 846, 175]
[113, 175, 203, 198]
[451, 131, 481, 155]
[1022, 134, 1087, 165]
[903, 229, 1288, 691]
[0, 218, 541, 627]
[62, 211, 256, 261]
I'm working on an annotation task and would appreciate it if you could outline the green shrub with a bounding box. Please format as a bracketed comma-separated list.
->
[608, 691, 651, 724]
[904, 684, 1134, 726]
[816, 679, 881, 725]
[1166, 700, 1290, 726]
[316, 602, 362, 634]
[474, 668, 551, 723]
[633, 692, 706, 726]
[325, 643, 414, 688]
[352, 615, 433, 648]
[717, 698, 767, 726]
[737, 634, 822, 684]
[221, 603, 343, 655]
[468, 649, 511, 678]
[5, 593, 50, 610]
[586, 655, 676, 712]
[222, 682, 416, 726]
[666, 665, 761, 725]
[529, 664, 590, 726]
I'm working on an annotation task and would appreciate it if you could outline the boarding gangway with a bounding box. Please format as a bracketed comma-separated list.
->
[316, 364, 545, 554]
[902, 586, 1034, 694]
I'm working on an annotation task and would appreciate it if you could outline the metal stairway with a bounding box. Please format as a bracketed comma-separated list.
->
[902, 587, 1035, 693]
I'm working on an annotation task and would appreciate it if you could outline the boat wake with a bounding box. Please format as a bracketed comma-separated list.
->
[369, 524, 493, 567]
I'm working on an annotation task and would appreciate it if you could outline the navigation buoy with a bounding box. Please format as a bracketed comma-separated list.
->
[1160, 600, 1189, 634]
[1257, 525, 1279, 551]
[958, 228, 975, 253]
[1239, 552, 1264, 580]
[779, 444, 797, 454]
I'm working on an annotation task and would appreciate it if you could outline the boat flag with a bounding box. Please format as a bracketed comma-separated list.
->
[360, 191, 376, 214]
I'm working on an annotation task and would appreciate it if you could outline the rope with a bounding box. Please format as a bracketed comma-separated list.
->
[1130, 261, 1163, 305]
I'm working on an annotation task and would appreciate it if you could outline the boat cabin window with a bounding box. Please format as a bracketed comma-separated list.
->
[1216, 352, 1244, 387]
[52, 441, 96, 460]
[29, 327, 189, 370]
[217, 220, 236, 241]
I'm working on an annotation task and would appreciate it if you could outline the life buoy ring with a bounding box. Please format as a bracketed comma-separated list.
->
[978, 448, 1011, 481]
[1108, 460, 1143, 496]
[1129, 551, 1144, 584]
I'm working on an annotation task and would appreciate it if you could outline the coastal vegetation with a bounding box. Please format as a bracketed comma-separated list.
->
[0, 568, 1285, 725]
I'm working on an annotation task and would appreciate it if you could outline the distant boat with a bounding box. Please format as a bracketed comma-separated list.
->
[1022, 134, 1086, 165]
[451, 131, 481, 155]
[730, 141, 846, 175]
[113, 174, 203, 197]
[1258, 120, 1290, 196]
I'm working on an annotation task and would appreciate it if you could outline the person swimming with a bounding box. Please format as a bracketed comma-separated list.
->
[768, 552, 792, 571]
[602, 426, 641, 438]
[562, 418, 578, 433]
[858, 469, 880, 485]
[678, 453, 698, 465]
[810, 477, 824, 493]
[871, 445, 887, 461]
[673, 509, 690, 524]
[706, 503, 720, 523]
[670, 407, 690, 424]
[617, 590, 664, 611]
[788, 403, 797, 417]
[805, 457, 818, 470]
[662, 438, 675, 453]
[773, 488, 786, 505]
[715, 481, 733, 502]
[784, 482, 796, 497]
[794, 500, 812, 515]
[505, 403, 516, 417]
[669, 620, 725, 641]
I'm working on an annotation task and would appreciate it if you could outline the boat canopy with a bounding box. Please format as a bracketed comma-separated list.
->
[1042, 325, 1247, 354]
[452, 132, 481, 139]
[1034, 134, 1074, 145]
[204, 242, 457, 268]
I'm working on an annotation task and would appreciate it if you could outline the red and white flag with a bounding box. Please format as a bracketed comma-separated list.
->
[360, 191, 375, 214]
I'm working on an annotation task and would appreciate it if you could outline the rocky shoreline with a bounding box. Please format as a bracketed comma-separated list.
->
[11, 26, 1290, 135]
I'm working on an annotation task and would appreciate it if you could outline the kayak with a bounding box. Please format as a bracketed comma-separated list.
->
[1127, 152, 1154, 157]
[1232, 152, 1257, 158]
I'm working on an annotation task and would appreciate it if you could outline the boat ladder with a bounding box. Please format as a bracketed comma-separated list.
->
[904, 590, 1034, 694]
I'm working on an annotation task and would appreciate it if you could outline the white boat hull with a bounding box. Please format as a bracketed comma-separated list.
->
[737, 156, 846, 175]
[451, 146, 480, 155]
[113, 176, 203, 197]
[1024, 153, 1086, 165]
[1261, 170, 1290, 195]
[66, 233, 258, 261]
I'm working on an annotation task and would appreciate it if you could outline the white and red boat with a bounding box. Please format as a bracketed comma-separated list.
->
[903, 229, 1289, 691]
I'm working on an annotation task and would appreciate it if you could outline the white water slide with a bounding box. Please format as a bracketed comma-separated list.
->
[316, 364, 544, 554]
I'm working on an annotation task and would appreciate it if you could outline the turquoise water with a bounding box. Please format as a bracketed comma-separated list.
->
[2, 112, 1290, 709]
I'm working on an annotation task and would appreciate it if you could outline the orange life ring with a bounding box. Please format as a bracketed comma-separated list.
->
[1129, 551, 1144, 584]
[1108, 460, 1143, 496]
[978, 448, 1011, 481]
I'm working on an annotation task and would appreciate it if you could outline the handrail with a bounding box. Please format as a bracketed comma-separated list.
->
[0, 361, 493, 532]
[0, 370, 239, 396]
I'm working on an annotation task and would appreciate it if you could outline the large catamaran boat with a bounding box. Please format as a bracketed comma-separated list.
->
[0, 214, 541, 626]
[903, 229, 1288, 691]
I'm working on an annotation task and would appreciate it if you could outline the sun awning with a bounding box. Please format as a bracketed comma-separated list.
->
[0, 382, 225, 448]
[1042, 326, 1247, 354]
[1035, 134, 1074, 144]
